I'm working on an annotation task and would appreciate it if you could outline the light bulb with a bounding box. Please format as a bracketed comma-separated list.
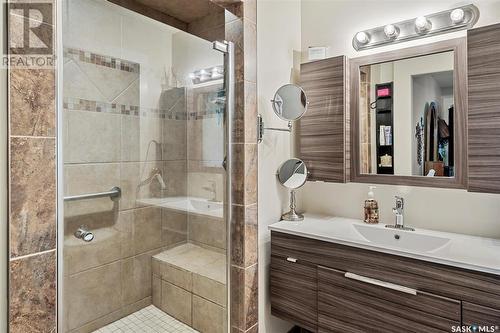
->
[450, 8, 465, 24]
[415, 16, 431, 32]
[384, 24, 399, 38]
[355, 31, 370, 44]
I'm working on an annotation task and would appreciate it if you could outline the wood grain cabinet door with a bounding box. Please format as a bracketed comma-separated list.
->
[463, 302, 500, 327]
[270, 256, 317, 332]
[317, 266, 461, 333]
[299, 56, 348, 183]
[467, 23, 500, 193]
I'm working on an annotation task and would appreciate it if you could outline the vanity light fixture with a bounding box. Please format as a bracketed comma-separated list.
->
[450, 8, 465, 24]
[355, 31, 370, 44]
[384, 24, 399, 39]
[415, 16, 431, 33]
[352, 4, 479, 51]
[189, 65, 224, 84]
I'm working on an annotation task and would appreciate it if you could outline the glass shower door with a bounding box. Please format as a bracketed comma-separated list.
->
[60, 1, 229, 332]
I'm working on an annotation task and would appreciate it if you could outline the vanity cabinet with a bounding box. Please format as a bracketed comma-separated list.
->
[317, 266, 460, 333]
[270, 231, 500, 332]
[270, 257, 317, 332]
[462, 302, 500, 327]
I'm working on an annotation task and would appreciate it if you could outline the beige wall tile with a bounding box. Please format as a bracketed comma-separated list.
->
[189, 213, 226, 250]
[65, 261, 122, 330]
[160, 281, 192, 325]
[152, 275, 161, 308]
[193, 295, 226, 333]
[163, 160, 188, 197]
[10, 69, 56, 137]
[10, 137, 56, 257]
[160, 262, 192, 291]
[133, 207, 162, 255]
[64, 220, 121, 275]
[76, 61, 138, 102]
[192, 273, 226, 307]
[9, 252, 56, 333]
[64, 163, 120, 217]
[120, 115, 141, 162]
[64, 110, 121, 163]
[121, 250, 158, 305]
[63, 61, 106, 102]
[161, 209, 187, 247]
[120, 161, 164, 211]
[162, 118, 187, 161]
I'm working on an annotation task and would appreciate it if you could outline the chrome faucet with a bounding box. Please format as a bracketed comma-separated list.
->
[202, 180, 217, 202]
[386, 196, 414, 231]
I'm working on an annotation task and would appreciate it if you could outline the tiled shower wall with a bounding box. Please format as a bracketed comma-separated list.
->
[62, 47, 189, 332]
[7, 0, 258, 332]
[8, 0, 58, 332]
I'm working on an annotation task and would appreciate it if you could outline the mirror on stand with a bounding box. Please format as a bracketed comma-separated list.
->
[277, 158, 308, 221]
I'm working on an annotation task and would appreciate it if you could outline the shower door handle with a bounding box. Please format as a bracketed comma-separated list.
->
[222, 156, 227, 171]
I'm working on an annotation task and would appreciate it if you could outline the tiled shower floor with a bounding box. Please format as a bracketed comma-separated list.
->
[93, 305, 198, 333]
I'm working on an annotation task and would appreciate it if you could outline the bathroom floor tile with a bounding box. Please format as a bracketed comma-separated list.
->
[93, 305, 198, 333]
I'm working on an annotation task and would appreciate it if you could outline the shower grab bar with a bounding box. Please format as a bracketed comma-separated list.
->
[64, 186, 121, 202]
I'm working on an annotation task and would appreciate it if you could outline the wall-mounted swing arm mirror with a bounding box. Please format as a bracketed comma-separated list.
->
[350, 38, 467, 189]
[277, 158, 308, 221]
[272, 84, 309, 121]
[258, 84, 309, 143]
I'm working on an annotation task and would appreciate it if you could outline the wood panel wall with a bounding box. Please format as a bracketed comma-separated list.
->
[468, 23, 500, 193]
[299, 56, 348, 183]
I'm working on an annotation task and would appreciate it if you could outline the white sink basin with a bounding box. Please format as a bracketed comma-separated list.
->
[354, 224, 451, 253]
[190, 199, 223, 212]
[136, 196, 223, 218]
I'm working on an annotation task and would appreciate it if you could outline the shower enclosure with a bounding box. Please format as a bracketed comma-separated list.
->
[59, 1, 232, 332]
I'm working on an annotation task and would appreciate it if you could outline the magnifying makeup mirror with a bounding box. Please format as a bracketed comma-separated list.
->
[271, 84, 309, 121]
[258, 84, 309, 143]
[277, 158, 308, 221]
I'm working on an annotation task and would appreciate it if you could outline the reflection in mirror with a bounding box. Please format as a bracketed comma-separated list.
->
[277, 158, 308, 189]
[359, 51, 455, 177]
[272, 84, 308, 121]
[277, 158, 308, 221]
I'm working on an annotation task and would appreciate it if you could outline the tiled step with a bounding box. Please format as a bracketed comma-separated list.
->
[152, 244, 227, 333]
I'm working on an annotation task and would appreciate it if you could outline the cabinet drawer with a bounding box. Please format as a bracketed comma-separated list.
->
[270, 256, 317, 332]
[463, 302, 500, 327]
[317, 266, 461, 333]
[272, 231, 500, 310]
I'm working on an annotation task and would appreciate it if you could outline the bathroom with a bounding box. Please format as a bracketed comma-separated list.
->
[2, 0, 500, 333]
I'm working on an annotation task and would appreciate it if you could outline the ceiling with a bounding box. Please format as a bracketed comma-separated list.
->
[133, 0, 217, 23]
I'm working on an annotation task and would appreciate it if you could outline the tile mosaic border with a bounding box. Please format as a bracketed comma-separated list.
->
[63, 97, 225, 120]
[63, 98, 187, 120]
[64, 48, 140, 74]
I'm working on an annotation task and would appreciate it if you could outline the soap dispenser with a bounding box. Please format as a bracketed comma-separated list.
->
[364, 186, 379, 224]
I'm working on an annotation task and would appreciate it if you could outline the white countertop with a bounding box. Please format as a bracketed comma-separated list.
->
[269, 214, 500, 276]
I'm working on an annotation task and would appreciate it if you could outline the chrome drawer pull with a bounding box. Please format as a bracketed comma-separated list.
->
[286, 257, 298, 263]
[344, 272, 417, 295]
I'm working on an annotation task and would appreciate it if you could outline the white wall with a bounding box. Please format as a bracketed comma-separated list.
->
[257, 1, 301, 332]
[300, 0, 500, 238]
